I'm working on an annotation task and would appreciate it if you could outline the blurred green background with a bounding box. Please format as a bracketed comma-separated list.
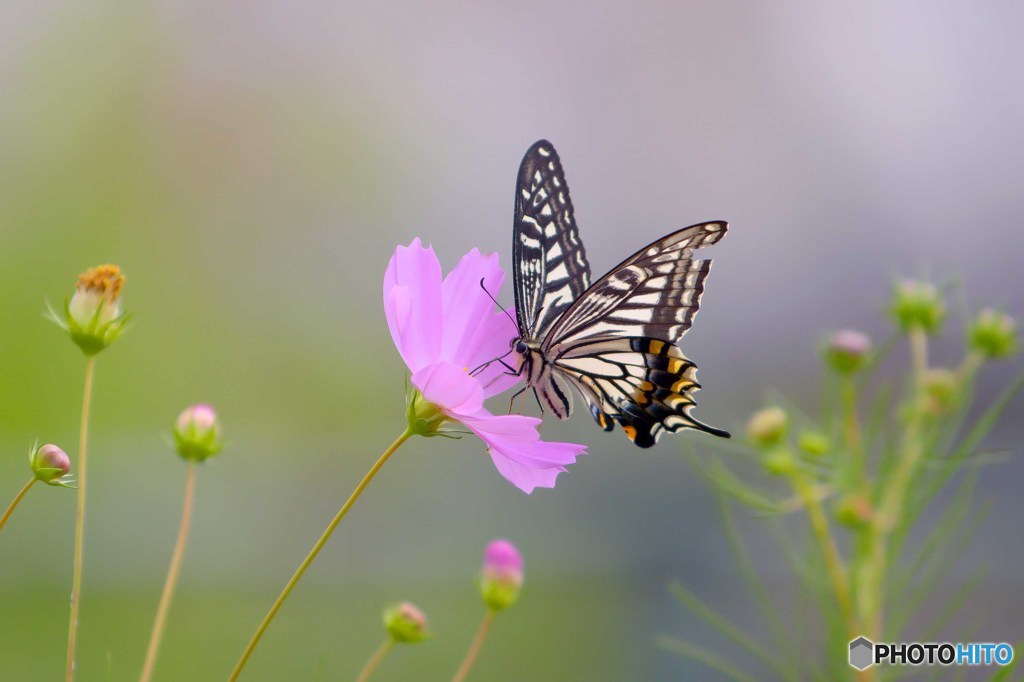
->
[1, 2, 1021, 680]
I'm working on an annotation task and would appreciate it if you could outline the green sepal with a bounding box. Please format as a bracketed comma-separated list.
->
[47, 297, 131, 356]
[173, 425, 223, 462]
[481, 577, 521, 612]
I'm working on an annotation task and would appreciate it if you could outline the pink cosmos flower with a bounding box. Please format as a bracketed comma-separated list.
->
[384, 239, 586, 493]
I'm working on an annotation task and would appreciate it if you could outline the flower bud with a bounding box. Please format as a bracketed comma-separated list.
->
[922, 368, 958, 415]
[889, 280, 945, 334]
[481, 539, 523, 612]
[797, 430, 830, 457]
[968, 309, 1017, 360]
[746, 407, 788, 448]
[30, 443, 74, 487]
[762, 448, 796, 476]
[834, 494, 873, 528]
[173, 404, 223, 462]
[824, 330, 872, 374]
[52, 264, 130, 356]
[383, 602, 428, 643]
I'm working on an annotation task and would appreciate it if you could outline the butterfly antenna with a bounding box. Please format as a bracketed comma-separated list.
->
[479, 278, 518, 328]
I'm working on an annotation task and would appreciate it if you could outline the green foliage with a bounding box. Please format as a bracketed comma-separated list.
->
[666, 284, 1021, 681]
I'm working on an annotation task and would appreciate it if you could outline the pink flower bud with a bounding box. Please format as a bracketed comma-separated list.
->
[481, 539, 523, 611]
[30, 444, 72, 485]
[825, 329, 872, 373]
[173, 404, 223, 462]
[383, 602, 428, 643]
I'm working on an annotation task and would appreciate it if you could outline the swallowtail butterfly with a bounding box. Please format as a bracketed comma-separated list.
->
[509, 140, 729, 447]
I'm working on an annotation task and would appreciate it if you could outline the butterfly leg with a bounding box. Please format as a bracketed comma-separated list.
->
[507, 386, 527, 415]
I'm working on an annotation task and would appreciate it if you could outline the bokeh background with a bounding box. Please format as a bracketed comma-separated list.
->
[1, 1, 1021, 680]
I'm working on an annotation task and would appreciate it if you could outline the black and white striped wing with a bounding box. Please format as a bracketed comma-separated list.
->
[540, 221, 729, 446]
[512, 140, 591, 340]
[542, 221, 726, 350]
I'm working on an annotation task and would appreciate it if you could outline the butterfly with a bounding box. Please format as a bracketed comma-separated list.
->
[508, 140, 730, 447]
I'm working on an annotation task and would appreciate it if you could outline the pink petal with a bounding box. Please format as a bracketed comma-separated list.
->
[412, 361, 485, 416]
[438, 249, 521, 397]
[461, 411, 587, 493]
[470, 311, 523, 399]
[489, 455, 565, 494]
[383, 239, 444, 373]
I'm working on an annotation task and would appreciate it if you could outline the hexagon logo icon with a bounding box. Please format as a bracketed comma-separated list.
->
[849, 637, 874, 670]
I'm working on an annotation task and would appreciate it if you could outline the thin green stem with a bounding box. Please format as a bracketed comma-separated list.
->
[840, 375, 865, 486]
[140, 462, 198, 682]
[860, 328, 928, 640]
[787, 467, 856, 641]
[0, 478, 37, 534]
[355, 640, 393, 682]
[228, 429, 413, 681]
[66, 355, 96, 682]
[451, 610, 495, 682]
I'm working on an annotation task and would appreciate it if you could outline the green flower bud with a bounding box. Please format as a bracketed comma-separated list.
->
[481, 539, 524, 612]
[922, 368, 959, 416]
[968, 309, 1017, 360]
[173, 404, 223, 462]
[889, 280, 945, 335]
[29, 443, 75, 487]
[383, 602, 428, 643]
[49, 264, 130, 356]
[834, 494, 872, 528]
[824, 330, 872, 374]
[797, 430, 830, 457]
[746, 407, 788, 448]
[762, 448, 796, 476]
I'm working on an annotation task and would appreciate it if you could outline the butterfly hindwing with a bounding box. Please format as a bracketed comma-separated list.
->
[512, 140, 591, 340]
[552, 337, 728, 447]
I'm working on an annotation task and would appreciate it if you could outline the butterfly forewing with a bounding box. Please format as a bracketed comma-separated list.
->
[512, 140, 591, 340]
[542, 221, 726, 349]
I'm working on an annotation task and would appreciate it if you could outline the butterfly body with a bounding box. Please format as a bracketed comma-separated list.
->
[509, 140, 729, 447]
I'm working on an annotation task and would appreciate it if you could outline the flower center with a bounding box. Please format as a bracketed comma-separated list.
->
[77, 264, 124, 301]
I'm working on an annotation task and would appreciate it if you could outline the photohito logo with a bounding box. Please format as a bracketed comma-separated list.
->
[849, 637, 1014, 670]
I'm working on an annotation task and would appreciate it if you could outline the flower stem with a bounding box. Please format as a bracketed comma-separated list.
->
[840, 376, 865, 486]
[451, 610, 495, 682]
[139, 462, 198, 682]
[228, 428, 413, 681]
[355, 640, 394, 682]
[66, 355, 96, 682]
[860, 328, 929, 639]
[0, 478, 37, 534]
[787, 468, 856, 639]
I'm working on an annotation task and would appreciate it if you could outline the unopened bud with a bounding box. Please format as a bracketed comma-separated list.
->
[824, 330, 872, 374]
[762, 448, 797, 476]
[30, 444, 74, 487]
[968, 309, 1017, 360]
[922, 368, 958, 415]
[798, 431, 830, 457]
[746, 407, 788, 448]
[383, 602, 428, 643]
[890, 280, 945, 335]
[481, 539, 523, 611]
[173, 404, 223, 462]
[835, 494, 873, 528]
